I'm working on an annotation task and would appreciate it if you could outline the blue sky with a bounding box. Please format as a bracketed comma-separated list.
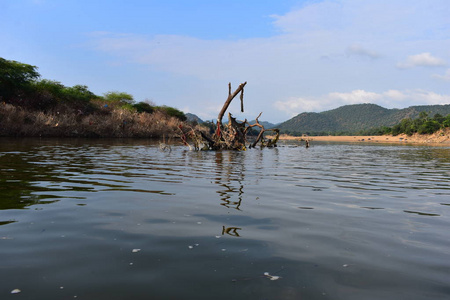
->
[1, 0, 449, 123]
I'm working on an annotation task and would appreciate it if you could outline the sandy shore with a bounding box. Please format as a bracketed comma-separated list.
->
[275, 128, 450, 145]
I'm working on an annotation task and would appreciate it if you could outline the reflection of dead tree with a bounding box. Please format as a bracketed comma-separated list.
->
[159, 134, 172, 152]
[222, 226, 242, 237]
[300, 134, 311, 148]
[178, 82, 279, 150]
[213, 151, 245, 210]
[218, 183, 243, 210]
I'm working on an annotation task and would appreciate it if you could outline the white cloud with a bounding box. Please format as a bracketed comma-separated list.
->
[270, 1, 345, 34]
[432, 69, 450, 81]
[90, 32, 280, 81]
[87, 1, 450, 122]
[275, 97, 325, 117]
[275, 89, 450, 116]
[329, 90, 383, 104]
[407, 89, 450, 105]
[346, 44, 380, 59]
[397, 52, 447, 69]
[89, 2, 449, 82]
[382, 90, 407, 100]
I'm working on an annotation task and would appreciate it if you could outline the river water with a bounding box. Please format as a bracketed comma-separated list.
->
[1, 138, 449, 300]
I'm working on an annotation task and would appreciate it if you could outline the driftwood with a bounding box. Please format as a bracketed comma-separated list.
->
[179, 82, 280, 150]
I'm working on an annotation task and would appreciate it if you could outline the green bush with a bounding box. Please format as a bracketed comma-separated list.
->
[443, 115, 450, 128]
[133, 102, 154, 113]
[156, 106, 186, 121]
[33, 81, 98, 111]
[433, 113, 445, 123]
[63, 85, 97, 103]
[0, 57, 40, 102]
[103, 91, 134, 105]
[383, 112, 450, 136]
[418, 120, 441, 134]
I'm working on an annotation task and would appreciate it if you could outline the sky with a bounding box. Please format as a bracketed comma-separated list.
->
[1, 0, 449, 123]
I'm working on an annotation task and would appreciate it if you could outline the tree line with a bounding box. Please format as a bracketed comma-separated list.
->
[360, 111, 450, 136]
[0, 57, 186, 120]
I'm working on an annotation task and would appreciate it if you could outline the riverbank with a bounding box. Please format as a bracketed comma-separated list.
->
[276, 128, 450, 145]
[0, 102, 185, 138]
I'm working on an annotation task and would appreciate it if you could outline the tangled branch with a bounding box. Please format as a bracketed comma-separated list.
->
[179, 82, 279, 150]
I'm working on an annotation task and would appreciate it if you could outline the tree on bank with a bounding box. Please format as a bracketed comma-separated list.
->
[363, 111, 450, 136]
[104, 91, 134, 105]
[1, 56, 190, 138]
[0, 57, 40, 103]
[1, 57, 186, 119]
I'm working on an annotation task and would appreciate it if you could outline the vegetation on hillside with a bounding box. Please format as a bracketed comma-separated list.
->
[361, 112, 450, 136]
[0, 57, 187, 137]
[278, 103, 450, 135]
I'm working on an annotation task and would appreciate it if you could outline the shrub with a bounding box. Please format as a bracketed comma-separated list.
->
[156, 105, 186, 121]
[418, 120, 441, 134]
[0, 57, 40, 102]
[133, 102, 154, 113]
[103, 91, 134, 105]
[442, 115, 450, 128]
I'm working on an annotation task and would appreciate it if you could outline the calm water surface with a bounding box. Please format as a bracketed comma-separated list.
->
[1, 138, 449, 300]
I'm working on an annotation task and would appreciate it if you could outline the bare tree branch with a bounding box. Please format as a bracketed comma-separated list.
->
[180, 82, 279, 150]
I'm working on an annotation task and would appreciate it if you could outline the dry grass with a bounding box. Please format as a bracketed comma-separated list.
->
[0, 103, 184, 138]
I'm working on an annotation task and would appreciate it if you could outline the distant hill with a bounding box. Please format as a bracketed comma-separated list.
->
[278, 103, 450, 135]
[186, 113, 277, 130]
[186, 113, 204, 124]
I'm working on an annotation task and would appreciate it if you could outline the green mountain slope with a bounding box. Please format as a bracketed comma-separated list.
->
[278, 103, 450, 135]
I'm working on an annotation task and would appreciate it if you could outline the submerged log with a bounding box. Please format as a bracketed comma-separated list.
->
[179, 82, 279, 150]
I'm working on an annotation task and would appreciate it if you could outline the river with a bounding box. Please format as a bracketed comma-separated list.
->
[1, 138, 449, 300]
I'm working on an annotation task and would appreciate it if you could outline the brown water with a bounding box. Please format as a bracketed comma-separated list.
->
[1, 138, 449, 300]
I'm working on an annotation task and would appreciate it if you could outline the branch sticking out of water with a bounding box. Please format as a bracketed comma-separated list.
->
[179, 82, 280, 150]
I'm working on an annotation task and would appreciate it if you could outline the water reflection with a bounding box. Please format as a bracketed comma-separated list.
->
[213, 151, 246, 210]
[403, 210, 440, 216]
[222, 226, 242, 237]
[0, 153, 62, 210]
[1, 139, 450, 300]
[0, 220, 17, 226]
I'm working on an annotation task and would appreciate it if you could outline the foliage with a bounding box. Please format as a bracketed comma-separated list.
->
[418, 120, 441, 134]
[156, 105, 186, 121]
[367, 112, 450, 136]
[0, 57, 40, 101]
[278, 103, 450, 135]
[0, 57, 195, 138]
[103, 91, 134, 105]
[64, 85, 97, 104]
[29, 80, 98, 111]
[443, 115, 450, 128]
[133, 101, 154, 113]
[1, 57, 101, 111]
[33, 79, 66, 97]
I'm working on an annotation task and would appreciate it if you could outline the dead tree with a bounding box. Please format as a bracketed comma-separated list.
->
[178, 82, 280, 150]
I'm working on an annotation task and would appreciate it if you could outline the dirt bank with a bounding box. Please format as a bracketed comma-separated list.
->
[276, 128, 450, 145]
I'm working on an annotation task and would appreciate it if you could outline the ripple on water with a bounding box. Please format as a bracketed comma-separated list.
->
[1, 139, 449, 300]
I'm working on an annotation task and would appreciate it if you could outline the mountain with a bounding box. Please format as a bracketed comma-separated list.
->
[185, 113, 204, 124]
[278, 103, 450, 135]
